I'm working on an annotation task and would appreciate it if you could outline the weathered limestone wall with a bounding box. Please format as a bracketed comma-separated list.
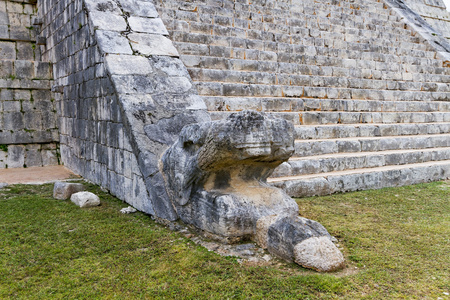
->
[0, 0, 59, 168]
[404, 0, 450, 39]
[37, 0, 209, 217]
[36, 0, 152, 211]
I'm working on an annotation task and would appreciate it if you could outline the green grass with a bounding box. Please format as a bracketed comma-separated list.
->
[0, 181, 449, 299]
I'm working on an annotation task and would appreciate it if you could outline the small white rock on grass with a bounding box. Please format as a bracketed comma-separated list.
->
[70, 191, 100, 208]
[120, 206, 137, 214]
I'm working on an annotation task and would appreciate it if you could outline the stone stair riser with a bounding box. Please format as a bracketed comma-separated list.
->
[270, 162, 450, 197]
[209, 111, 450, 126]
[272, 148, 450, 177]
[294, 135, 450, 157]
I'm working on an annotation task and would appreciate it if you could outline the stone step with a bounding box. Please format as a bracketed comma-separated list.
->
[209, 111, 450, 126]
[272, 147, 450, 178]
[199, 82, 450, 101]
[268, 160, 450, 197]
[188, 68, 449, 91]
[174, 40, 444, 73]
[294, 122, 450, 140]
[172, 32, 438, 63]
[202, 96, 450, 113]
[293, 133, 450, 157]
[181, 56, 450, 84]
[162, 6, 422, 48]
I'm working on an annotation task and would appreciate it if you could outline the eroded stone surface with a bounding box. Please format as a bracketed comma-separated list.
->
[266, 215, 342, 271]
[294, 236, 345, 272]
[161, 110, 344, 271]
[53, 181, 85, 200]
[255, 215, 279, 249]
[70, 191, 101, 208]
[161, 111, 298, 240]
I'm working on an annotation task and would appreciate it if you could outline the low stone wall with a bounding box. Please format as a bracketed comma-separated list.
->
[0, 143, 59, 168]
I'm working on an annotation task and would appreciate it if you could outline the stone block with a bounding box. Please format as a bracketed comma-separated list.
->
[89, 11, 127, 31]
[105, 54, 153, 75]
[128, 33, 179, 57]
[96, 30, 133, 54]
[15, 60, 35, 79]
[0, 41, 16, 60]
[84, 0, 121, 13]
[53, 181, 86, 200]
[16, 42, 34, 60]
[6, 145, 25, 168]
[128, 17, 168, 35]
[70, 191, 101, 208]
[119, 0, 159, 17]
[3, 111, 24, 130]
[42, 150, 59, 166]
[0, 25, 9, 40]
[25, 146, 42, 167]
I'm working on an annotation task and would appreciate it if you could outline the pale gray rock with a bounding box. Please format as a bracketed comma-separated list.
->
[0, 183, 8, 189]
[128, 33, 179, 57]
[266, 215, 343, 272]
[255, 215, 280, 249]
[53, 181, 85, 200]
[294, 237, 345, 272]
[70, 192, 101, 208]
[96, 30, 133, 54]
[128, 17, 168, 35]
[120, 206, 137, 214]
[105, 55, 153, 75]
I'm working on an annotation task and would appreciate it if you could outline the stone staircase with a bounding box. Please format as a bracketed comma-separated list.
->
[154, 0, 450, 197]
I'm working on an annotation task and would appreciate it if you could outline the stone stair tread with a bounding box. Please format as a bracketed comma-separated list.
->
[288, 146, 450, 161]
[294, 133, 450, 143]
[295, 122, 450, 128]
[268, 159, 450, 183]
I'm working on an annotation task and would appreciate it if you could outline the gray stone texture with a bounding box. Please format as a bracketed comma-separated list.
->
[36, 0, 210, 219]
[53, 181, 85, 200]
[265, 215, 344, 272]
[70, 191, 101, 208]
[0, 0, 58, 169]
[161, 111, 298, 238]
[154, 0, 450, 199]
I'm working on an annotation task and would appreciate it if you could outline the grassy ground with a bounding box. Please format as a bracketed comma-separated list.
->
[0, 181, 449, 299]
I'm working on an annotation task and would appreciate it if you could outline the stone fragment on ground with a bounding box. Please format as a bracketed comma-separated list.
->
[70, 191, 100, 208]
[53, 181, 85, 200]
[0, 183, 8, 189]
[262, 215, 344, 272]
[294, 236, 345, 272]
[120, 206, 137, 214]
